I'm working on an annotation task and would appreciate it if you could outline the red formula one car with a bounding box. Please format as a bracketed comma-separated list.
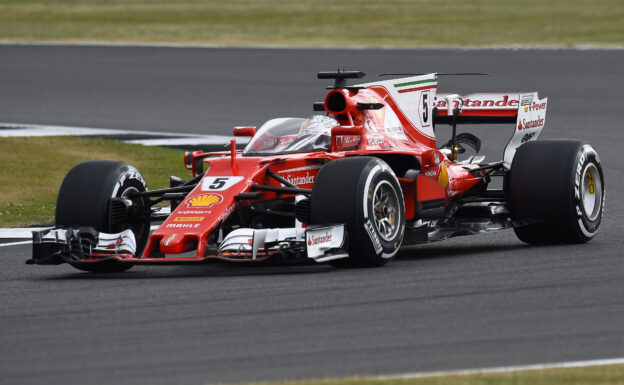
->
[29, 71, 605, 272]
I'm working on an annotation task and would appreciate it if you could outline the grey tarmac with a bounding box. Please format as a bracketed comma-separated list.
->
[0, 45, 623, 385]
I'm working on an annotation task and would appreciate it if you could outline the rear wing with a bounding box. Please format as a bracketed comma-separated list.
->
[434, 93, 520, 124]
[434, 92, 548, 164]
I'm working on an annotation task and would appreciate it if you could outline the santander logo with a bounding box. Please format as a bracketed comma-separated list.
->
[520, 115, 544, 130]
[436, 95, 519, 109]
[284, 172, 315, 186]
[308, 232, 332, 246]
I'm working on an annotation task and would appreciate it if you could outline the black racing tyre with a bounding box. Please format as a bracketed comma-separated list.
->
[56, 160, 150, 273]
[309, 157, 405, 267]
[510, 140, 605, 244]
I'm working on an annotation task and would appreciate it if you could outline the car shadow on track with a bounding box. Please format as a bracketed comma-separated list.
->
[42, 242, 534, 280]
[41, 261, 335, 280]
[396, 242, 529, 261]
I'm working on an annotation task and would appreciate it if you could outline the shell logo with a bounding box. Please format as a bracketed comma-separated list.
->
[185, 194, 223, 208]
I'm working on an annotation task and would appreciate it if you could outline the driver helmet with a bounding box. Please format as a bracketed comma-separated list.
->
[299, 115, 337, 136]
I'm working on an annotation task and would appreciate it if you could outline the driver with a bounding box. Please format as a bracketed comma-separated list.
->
[274, 115, 337, 152]
[299, 115, 337, 136]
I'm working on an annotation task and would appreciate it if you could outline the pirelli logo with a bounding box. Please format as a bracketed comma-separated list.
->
[174, 216, 204, 222]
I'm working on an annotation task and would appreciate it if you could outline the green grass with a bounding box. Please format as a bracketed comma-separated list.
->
[242, 364, 624, 385]
[0, 0, 622, 47]
[0, 136, 190, 227]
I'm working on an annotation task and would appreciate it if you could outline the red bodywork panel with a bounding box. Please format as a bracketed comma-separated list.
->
[145, 154, 337, 257]
[139, 81, 499, 261]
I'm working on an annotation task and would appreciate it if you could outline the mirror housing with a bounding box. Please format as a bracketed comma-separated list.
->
[233, 126, 256, 137]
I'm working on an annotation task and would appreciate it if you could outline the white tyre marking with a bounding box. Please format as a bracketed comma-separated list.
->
[362, 164, 382, 219]
[364, 219, 383, 254]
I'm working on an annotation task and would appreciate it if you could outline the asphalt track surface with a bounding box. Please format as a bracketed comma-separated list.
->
[1, 45, 623, 385]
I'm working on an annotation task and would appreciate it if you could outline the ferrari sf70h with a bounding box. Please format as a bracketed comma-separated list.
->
[29, 70, 605, 272]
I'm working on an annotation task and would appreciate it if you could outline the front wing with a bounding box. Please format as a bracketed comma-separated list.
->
[28, 225, 348, 266]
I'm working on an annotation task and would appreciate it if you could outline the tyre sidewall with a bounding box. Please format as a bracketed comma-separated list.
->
[309, 157, 406, 266]
[354, 162, 405, 262]
[571, 145, 604, 241]
[510, 140, 605, 244]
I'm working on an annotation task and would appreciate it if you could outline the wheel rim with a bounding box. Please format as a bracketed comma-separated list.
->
[121, 186, 139, 198]
[581, 163, 602, 221]
[119, 186, 147, 243]
[372, 180, 400, 241]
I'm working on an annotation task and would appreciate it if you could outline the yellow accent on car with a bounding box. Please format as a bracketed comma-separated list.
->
[437, 164, 449, 189]
[187, 194, 222, 208]
[370, 96, 383, 119]
[586, 172, 595, 194]
[174, 216, 204, 222]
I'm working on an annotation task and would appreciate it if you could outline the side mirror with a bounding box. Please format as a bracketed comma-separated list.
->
[233, 126, 256, 137]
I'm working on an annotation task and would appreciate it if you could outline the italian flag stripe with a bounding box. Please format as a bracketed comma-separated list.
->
[393, 78, 437, 88]
[397, 84, 437, 94]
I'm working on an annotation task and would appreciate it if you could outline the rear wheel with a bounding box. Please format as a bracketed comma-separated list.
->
[56, 160, 150, 272]
[510, 140, 604, 244]
[309, 157, 405, 267]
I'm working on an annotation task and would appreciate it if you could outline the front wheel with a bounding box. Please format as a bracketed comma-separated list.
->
[309, 157, 405, 267]
[56, 160, 150, 272]
[510, 140, 605, 244]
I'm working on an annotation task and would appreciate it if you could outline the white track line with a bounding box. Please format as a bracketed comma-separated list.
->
[0, 124, 135, 137]
[127, 137, 249, 146]
[0, 205, 168, 243]
[376, 357, 624, 380]
[0, 224, 163, 241]
[1, 41, 623, 50]
[0, 122, 225, 139]
[0, 240, 32, 247]
[0, 122, 250, 146]
[0, 227, 51, 239]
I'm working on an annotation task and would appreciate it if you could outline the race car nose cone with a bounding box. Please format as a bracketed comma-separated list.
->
[159, 233, 194, 254]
